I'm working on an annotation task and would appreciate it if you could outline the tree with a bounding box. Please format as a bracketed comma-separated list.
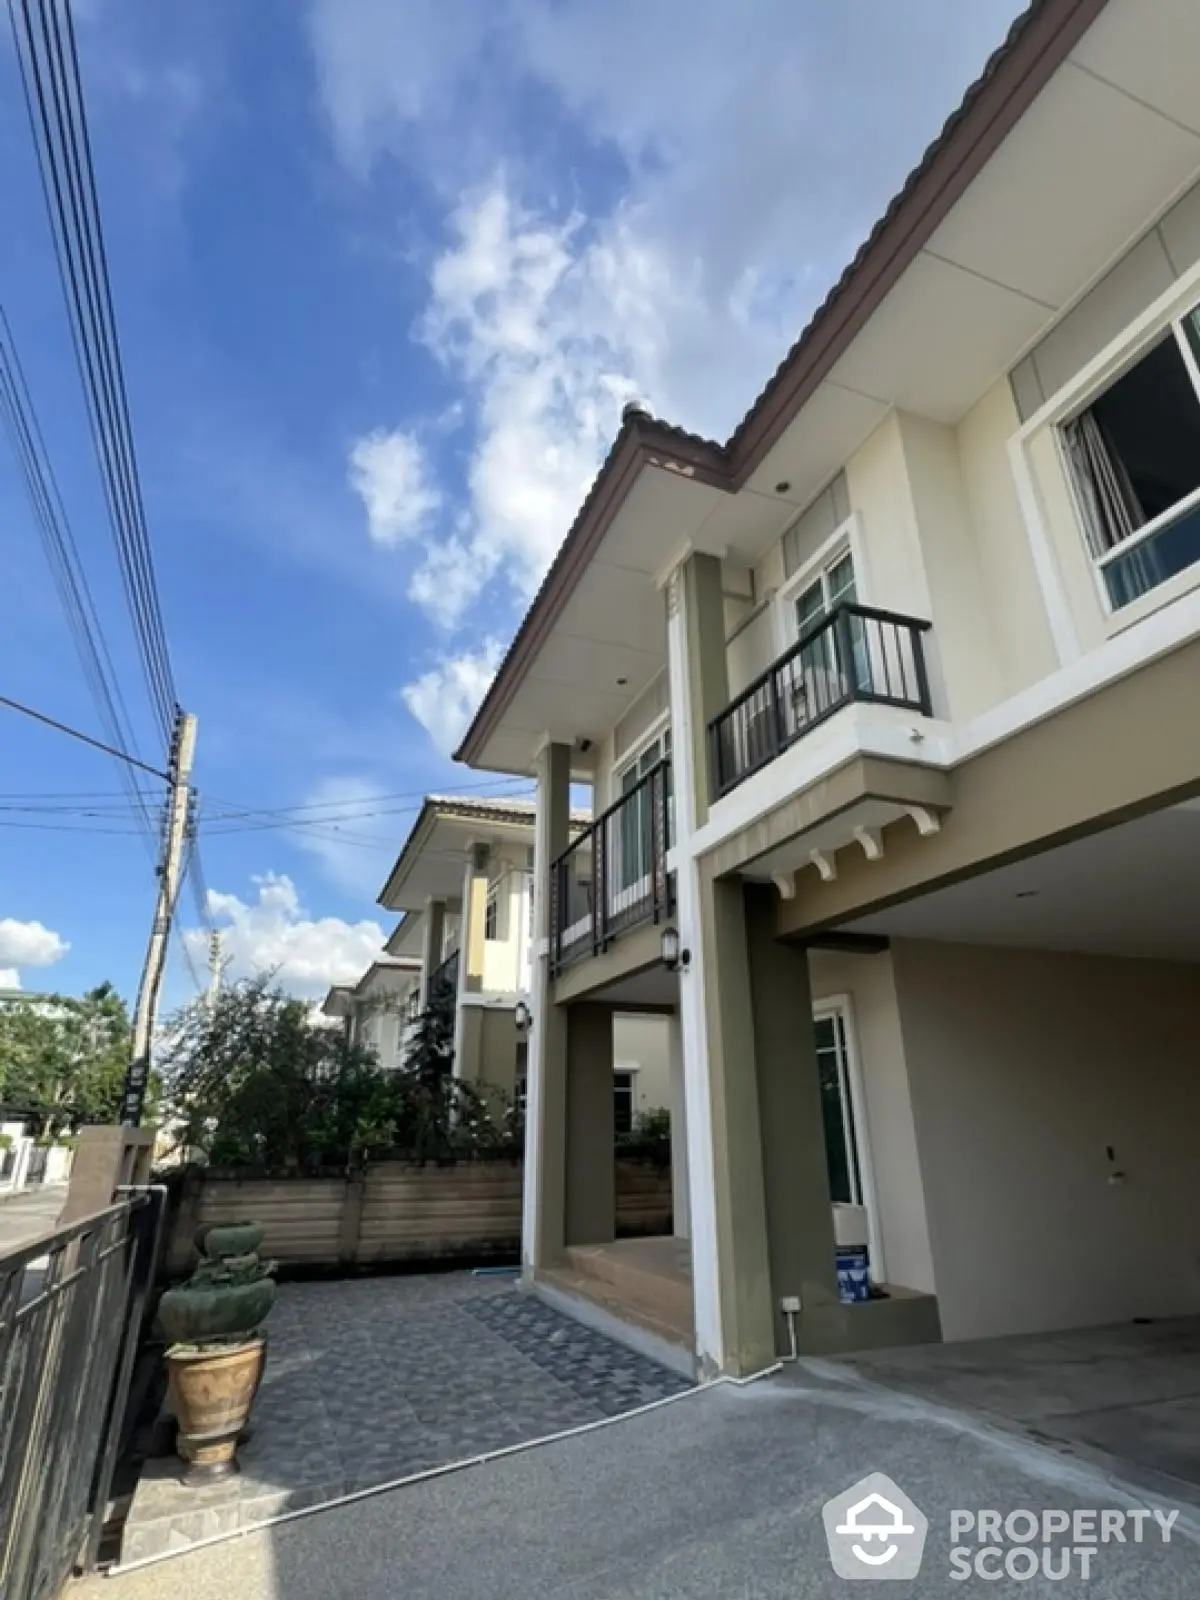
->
[0, 983, 133, 1136]
[160, 977, 394, 1173]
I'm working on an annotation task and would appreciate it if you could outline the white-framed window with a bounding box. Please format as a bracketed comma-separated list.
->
[486, 870, 508, 940]
[1059, 305, 1200, 612]
[613, 1069, 635, 1136]
[814, 1005, 863, 1208]
[614, 724, 672, 896]
[774, 515, 865, 653]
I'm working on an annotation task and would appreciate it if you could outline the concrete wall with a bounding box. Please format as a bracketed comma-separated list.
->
[1011, 175, 1200, 418]
[167, 1159, 671, 1273]
[613, 1012, 671, 1115]
[892, 939, 1200, 1342]
[807, 949, 935, 1295]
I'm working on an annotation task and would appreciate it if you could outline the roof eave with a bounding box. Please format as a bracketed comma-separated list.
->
[453, 0, 1109, 774]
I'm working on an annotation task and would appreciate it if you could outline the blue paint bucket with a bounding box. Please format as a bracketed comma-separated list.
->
[836, 1244, 871, 1304]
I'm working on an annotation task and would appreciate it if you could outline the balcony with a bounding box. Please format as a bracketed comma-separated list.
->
[710, 603, 933, 798]
[427, 948, 459, 1007]
[550, 759, 672, 973]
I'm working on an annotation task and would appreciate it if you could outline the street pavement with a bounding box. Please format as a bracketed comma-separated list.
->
[0, 1184, 66, 1256]
[80, 1360, 1200, 1598]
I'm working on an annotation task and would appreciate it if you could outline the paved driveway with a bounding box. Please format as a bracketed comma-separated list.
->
[122, 1273, 691, 1563]
[85, 1362, 1200, 1599]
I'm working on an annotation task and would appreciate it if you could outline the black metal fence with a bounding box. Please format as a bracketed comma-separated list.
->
[710, 603, 933, 797]
[0, 1191, 163, 1599]
[551, 759, 672, 971]
[428, 948, 459, 1007]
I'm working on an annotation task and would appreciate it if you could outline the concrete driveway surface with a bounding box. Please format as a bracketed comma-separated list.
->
[79, 1361, 1200, 1599]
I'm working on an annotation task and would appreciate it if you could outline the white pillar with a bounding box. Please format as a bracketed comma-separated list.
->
[665, 556, 725, 1371]
[668, 1010, 690, 1240]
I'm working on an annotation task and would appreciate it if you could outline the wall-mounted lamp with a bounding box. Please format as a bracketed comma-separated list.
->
[514, 1000, 533, 1033]
[661, 926, 691, 973]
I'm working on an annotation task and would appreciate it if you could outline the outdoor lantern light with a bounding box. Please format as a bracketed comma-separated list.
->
[661, 927, 690, 972]
[514, 1000, 533, 1033]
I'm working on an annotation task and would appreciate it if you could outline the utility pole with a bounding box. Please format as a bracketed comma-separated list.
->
[121, 710, 197, 1125]
[207, 929, 223, 1007]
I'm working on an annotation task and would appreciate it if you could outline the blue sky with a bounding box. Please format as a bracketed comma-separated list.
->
[0, 0, 1021, 1004]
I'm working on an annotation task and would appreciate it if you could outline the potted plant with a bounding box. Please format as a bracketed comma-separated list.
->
[157, 1221, 277, 1483]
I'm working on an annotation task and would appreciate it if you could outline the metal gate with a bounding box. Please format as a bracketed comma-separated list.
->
[0, 1191, 164, 1600]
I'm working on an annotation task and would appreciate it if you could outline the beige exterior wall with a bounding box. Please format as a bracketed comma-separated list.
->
[892, 939, 1200, 1343]
[807, 949, 935, 1296]
[955, 377, 1058, 692]
[612, 1012, 671, 1115]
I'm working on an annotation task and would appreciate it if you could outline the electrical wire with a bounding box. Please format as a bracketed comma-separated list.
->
[0, 691, 171, 780]
[0, 301, 159, 850]
[8, 0, 178, 746]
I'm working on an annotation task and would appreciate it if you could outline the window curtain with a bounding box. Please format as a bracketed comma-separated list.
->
[1062, 409, 1162, 604]
[1062, 409, 1141, 557]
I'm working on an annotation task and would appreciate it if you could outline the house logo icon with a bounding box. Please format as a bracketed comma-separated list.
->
[822, 1473, 928, 1579]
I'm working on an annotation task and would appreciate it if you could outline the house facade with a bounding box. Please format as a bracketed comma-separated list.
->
[455, 0, 1200, 1378]
[321, 958, 423, 1068]
[368, 796, 672, 1118]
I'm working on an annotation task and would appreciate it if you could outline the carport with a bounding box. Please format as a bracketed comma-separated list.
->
[819, 798, 1200, 1495]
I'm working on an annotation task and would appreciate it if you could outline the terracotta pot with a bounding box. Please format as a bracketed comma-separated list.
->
[167, 1338, 267, 1484]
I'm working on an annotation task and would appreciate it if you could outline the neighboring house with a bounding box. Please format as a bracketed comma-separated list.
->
[321, 958, 422, 1069]
[375, 796, 673, 1117]
[452, 0, 1200, 1379]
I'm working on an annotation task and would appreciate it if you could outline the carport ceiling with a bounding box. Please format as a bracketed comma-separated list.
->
[845, 803, 1200, 963]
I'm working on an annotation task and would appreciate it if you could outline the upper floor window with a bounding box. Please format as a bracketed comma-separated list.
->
[616, 727, 672, 894]
[790, 548, 857, 638]
[484, 878, 501, 941]
[1062, 310, 1200, 610]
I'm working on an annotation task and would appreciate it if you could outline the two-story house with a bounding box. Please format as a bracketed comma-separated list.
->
[321, 958, 423, 1068]
[453, 0, 1200, 1381]
[369, 795, 674, 1129]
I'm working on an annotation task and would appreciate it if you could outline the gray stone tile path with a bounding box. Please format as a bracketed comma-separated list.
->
[121, 1271, 692, 1566]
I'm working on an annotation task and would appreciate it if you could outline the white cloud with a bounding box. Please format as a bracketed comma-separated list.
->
[289, 775, 399, 898]
[186, 873, 384, 998]
[314, 0, 1021, 710]
[0, 969, 20, 989]
[400, 641, 502, 757]
[0, 918, 69, 974]
[348, 428, 441, 546]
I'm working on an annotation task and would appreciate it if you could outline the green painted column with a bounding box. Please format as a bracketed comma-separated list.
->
[743, 883, 840, 1350]
[525, 741, 572, 1271]
[694, 868, 778, 1374]
[564, 1002, 616, 1246]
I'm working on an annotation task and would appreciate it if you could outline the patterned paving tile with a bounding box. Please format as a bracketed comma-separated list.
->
[121, 1272, 693, 1565]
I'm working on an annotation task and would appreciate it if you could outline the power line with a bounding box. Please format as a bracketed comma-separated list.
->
[8, 0, 178, 745]
[0, 300, 158, 847]
[201, 775, 536, 824]
[0, 692, 171, 780]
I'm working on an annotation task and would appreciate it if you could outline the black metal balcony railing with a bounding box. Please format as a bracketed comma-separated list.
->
[710, 602, 933, 798]
[551, 759, 672, 972]
[427, 948, 459, 1007]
